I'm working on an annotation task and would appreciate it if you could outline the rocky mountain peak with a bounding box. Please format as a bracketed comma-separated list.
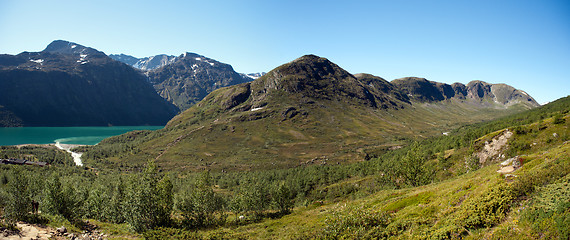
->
[263, 54, 354, 89]
[466, 80, 492, 99]
[177, 52, 228, 70]
[245, 55, 397, 110]
[391, 77, 446, 102]
[110, 54, 140, 66]
[0, 40, 178, 127]
[391, 77, 539, 108]
[43, 40, 106, 57]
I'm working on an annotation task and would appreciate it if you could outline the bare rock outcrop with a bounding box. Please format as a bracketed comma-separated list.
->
[474, 129, 513, 164]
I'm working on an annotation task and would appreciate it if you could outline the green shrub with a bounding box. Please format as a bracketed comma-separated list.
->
[397, 142, 435, 187]
[553, 113, 565, 124]
[42, 174, 82, 221]
[271, 182, 294, 214]
[125, 161, 174, 232]
[176, 172, 226, 229]
[320, 207, 392, 239]
[459, 183, 514, 228]
[383, 192, 432, 212]
[428, 224, 466, 240]
[3, 171, 31, 223]
[520, 176, 570, 239]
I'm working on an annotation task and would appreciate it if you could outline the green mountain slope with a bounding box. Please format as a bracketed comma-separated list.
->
[1, 94, 567, 240]
[186, 96, 570, 239]
[83, 55, 539, 171]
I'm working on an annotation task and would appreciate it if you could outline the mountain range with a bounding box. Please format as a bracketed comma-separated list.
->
[0, 40, 538, 129]
[3, 41, 560, 240]
[110, 54, 178, 71]
[110, 53, 261, 110]
[83, 55, 539, 171]
[0, 40, 178, 127]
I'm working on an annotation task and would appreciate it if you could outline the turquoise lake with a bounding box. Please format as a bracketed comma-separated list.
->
[0, 126, 163, 146]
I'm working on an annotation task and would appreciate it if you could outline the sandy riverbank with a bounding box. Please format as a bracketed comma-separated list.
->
[55, 142, 85, 166]
[10, 143, 86, 149]
[6, 143, 87, 166]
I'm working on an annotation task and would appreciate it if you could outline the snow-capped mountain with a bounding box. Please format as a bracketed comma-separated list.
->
[0, 40, 178, 127]
[147, 52, 252, 110]
[109, 54, 177, 71]
[111, 52, 254, 110]
[242, 72, 266, 80]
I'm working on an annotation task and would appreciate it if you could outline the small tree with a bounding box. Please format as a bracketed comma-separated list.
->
[553, 113, 565, 124]
[107, 178, 127, 223]
[125, 160, 173, 232]
[4, 171, 31, 223]
[176, 171, 226, 228]
[398, 142, 434, 187]
[271, 182, 293, 214]
[232, 178, 271, 220]
[43, 174, 81, 221]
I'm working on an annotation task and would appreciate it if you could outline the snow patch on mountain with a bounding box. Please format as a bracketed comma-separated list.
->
[30, 59, 44, 64]
[242, 72, 266, 80]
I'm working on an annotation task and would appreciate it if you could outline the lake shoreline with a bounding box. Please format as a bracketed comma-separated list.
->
[8, 143, 88, 149]
[0, 125, 163, 146]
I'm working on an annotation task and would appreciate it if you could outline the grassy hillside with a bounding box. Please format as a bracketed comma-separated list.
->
[81, 56, 535, 172]
[85, 96, 524, 172]
[164, 97, 570, 239]
[1, 97, 568, 239]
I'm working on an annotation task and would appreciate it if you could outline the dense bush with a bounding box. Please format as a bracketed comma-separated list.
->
[125, 161, 174, 232]
[520, 175, 570, 239]
[176, 172, 226, 229]
[320, 207, 392, 239]
[42, 173, 82, 221]
[83, 176, 127, 223]
[3, 170, 32, 223]
[458, 183, 514, 228]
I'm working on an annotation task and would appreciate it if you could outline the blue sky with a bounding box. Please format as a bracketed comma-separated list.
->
[0, 0, 568, 104]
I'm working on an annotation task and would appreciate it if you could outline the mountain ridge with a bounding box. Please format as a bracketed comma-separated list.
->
[109, 53, 177, 71]
[391, 77, 539, 108]
[84, 54, 540, 171]
[0, 40, 178, 127]
[111, 52, 253, 111]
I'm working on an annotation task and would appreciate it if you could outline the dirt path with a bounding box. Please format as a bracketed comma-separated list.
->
[3, 223, 54, 240]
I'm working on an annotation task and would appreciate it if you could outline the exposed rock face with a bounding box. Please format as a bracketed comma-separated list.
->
[497, 156, 522, 174]
[0, 40, 178, 127]
[475, 129, 513, 164]
[242, 72, 266, 79]
[108, 53, 140, 66]
[392, 77, 446, 102]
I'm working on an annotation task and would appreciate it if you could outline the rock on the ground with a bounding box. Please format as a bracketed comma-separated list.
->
[476, 129, 513, 164]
